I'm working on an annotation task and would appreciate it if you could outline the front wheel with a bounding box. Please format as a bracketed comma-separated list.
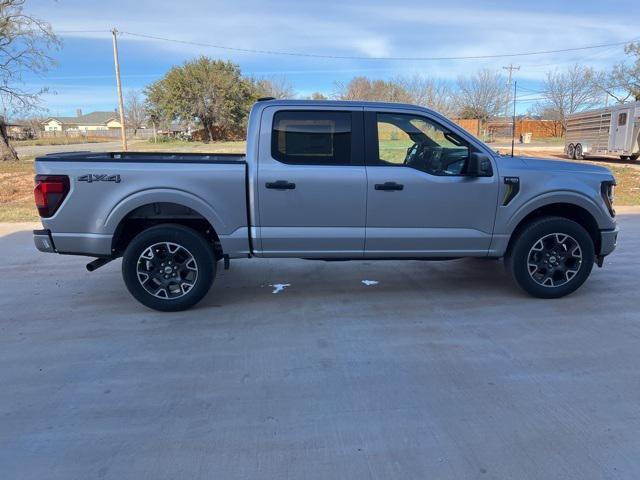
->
[505, 217, 594, 298]
[122, 224, 215, 311]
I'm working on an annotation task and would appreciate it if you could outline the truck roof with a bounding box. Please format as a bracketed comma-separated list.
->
[254, 98, 433, 112]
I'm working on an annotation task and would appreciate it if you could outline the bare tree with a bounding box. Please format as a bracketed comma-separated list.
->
[0, 0, 60, 160]
[333, 76, 411, 103]
[256, 75, 296, 99]
[592, 42, 640, 103]
[454, 69, 508, 123]
[395, 75, 455, 116]
[538, 64, 600, 132]
[125, 89, 146, 136]
[309, 91, 328, 100]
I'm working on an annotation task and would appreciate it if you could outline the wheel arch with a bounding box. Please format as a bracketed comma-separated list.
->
[108, 193, 225, 258]
[506, 202, 601, 256]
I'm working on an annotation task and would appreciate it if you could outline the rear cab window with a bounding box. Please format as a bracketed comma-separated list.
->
[271, 110, 363, 165]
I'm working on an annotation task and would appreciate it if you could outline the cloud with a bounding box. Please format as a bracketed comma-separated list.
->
[25, 0, 638, 113]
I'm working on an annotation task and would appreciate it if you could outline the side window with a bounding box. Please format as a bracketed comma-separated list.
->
[376, 113, 471, 176]
[618, 112, 627, 126]
[377, 121, 413, 164]
[272, 111, 352, 165]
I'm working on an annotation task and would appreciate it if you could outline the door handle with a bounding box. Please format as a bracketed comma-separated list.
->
[266, 180, 296, 190]
[374, 182, 404, 191]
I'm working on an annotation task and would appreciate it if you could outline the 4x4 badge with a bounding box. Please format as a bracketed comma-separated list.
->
[78, 174, 121, 183]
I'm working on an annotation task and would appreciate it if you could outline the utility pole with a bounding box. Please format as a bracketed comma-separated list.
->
[111, 27, 127, 151]
[511, 81, 517, 157]
[503, 64, 520, 137]
[503, 64, 520, 154]
[503, 64, 520, 88]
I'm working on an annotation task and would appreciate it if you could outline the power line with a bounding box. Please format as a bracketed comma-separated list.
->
[109, 30, 638, 62]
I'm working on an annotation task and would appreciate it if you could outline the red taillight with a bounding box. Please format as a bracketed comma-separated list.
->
[34, 175, 70, 217]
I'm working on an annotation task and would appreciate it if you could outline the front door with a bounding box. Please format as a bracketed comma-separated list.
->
[364, 110, 500, 257]
[257, 107, 367, 257]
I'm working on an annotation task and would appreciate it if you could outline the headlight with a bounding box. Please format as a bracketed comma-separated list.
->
[601, 180, 616, 217]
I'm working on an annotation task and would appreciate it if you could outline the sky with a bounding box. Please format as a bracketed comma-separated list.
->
[23, 0, 639, 117]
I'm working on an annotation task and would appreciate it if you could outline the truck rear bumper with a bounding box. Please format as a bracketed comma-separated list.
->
[599, 228, 618, 256]
[33, 229, 56, 253]
[33, 229, 113, 256]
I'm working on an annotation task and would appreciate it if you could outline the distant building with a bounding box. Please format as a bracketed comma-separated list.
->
[42, 110, 122, 133]
[6, 122, 35, 140]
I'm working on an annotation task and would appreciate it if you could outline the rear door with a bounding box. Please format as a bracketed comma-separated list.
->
[611, 108, 632, 152]
[364, 108, 500, 257]
[256, 107, 367, 257]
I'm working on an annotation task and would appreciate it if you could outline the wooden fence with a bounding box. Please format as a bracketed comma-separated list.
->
[453, 119, 563, 139]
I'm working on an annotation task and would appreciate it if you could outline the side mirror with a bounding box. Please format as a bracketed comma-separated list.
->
[467, 153, 490, 177]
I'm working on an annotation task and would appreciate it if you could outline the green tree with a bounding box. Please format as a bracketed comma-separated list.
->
[145, 57, 259, 141]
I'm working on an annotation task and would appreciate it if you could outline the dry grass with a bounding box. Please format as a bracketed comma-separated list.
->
[609, 165, 640, 206]
[0, 160, 38, 222]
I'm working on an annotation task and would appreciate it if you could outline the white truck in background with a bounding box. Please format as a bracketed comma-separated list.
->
[565, 101, 640, 161]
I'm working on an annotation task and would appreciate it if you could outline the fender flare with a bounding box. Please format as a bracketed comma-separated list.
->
[104, 188, 229, 236]
[505, 190, 606, 234]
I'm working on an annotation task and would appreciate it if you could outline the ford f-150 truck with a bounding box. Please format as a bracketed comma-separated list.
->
[33, 99, 618, 311]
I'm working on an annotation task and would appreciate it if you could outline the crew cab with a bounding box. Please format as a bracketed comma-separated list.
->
[33, 99, 618, 311]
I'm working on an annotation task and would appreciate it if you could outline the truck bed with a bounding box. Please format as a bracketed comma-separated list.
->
[37, 151, 246, 163]
[35, 151, 251, 258]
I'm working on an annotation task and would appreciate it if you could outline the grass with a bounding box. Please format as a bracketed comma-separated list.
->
[1, 144, 638, 223]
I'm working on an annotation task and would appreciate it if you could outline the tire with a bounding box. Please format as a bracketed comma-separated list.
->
[630, 154, 639, 162]
[620, 155, 631, 161]
[505, 216, 594, 299]
[574, 143, 583, 160]
[122, 224, 216, 311]
[567, 144, 575, 159]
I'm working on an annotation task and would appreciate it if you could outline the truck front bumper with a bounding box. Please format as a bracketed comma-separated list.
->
[599, 228, 618, 257]
[33, 229, 56, 253]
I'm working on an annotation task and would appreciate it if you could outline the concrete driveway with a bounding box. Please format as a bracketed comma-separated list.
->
[1, 214, 640, 479]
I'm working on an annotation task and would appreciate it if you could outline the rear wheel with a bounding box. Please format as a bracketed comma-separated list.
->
[505, 217, 594, 298]
[567, 143, 576, 159]
[630, 154, 639, 161]
[620, 155, 631, 161]
[122, 224, 215, 311]
[575, 143, 584, 159]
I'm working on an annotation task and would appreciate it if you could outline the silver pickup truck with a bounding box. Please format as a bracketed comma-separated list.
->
[33, 99, 618, 311]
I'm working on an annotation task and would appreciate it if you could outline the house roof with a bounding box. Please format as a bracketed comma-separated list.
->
[44, 111, 119, 126]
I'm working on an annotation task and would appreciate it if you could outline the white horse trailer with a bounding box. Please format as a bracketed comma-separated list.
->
[565, 101, 640, 161]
